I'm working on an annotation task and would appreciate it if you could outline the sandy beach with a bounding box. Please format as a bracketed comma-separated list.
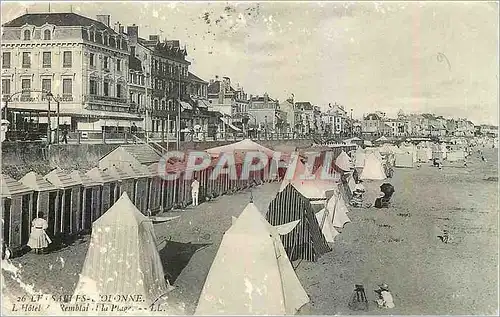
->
[2, 148, 498, 315]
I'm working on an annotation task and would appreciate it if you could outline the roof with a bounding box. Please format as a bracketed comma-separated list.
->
[1, 174, 33, 198]
[2, 12, 116, 34]
[364, 113, 382, 120]
[122, 163, 153, 178]
[44, 168, 82, 188]
[103, 166, 135, 180]
[19, 172, 58, 192]
[188, 72, 208, 84]
[295, 102, 313, 110]
[86, 167, 116, 184]
[117, 144, 162, 165]
[70, 170, 101, 187]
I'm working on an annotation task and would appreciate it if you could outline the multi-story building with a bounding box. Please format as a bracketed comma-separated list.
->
[478, 124, 498, 137]
[362, 113, 384, 135]
[127, 47, 149, 130]
[322, 103, 349, 136]
[127, 24, 193, 138]
[279, 97, 295, 134]
[248, 93, 279, 131]
[207, 76, 243, 134]
[295, 102, 314, 135]
[187, 71, 210, 136]
[1, 12, 139, 133]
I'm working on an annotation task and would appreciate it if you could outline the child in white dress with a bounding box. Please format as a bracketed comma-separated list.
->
[27, 212, 52, 254]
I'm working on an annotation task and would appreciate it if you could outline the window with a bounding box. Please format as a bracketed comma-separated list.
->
[1, 79, 10, 95]
[2, 52, 10, 69]
[42, 52, 51, 68]
[21, 79, 31, 95]
[116, 84, 121, 98]
[103, 56, 109, 70]
[63, 51, 72, 67]
[89, 79, 97, 95]
[23, 30, 31, 40]
[22, 52, 31, 68]
[104, 82, 109, 96]
[89, 53, 95, 67]
[62, 79, 72, 96]
[43, 29, 51, 40]
[116, 59, 121, 71]
[41, 79, 51, 94]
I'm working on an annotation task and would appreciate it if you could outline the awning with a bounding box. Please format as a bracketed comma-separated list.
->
[220, 117, 241, 131]
[197, 100, 210, 108]
[98, 119, 132, 127]
[178, 99, 193, 110]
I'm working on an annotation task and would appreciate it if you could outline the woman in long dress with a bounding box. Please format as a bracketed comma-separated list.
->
[27, 212, 52, 254]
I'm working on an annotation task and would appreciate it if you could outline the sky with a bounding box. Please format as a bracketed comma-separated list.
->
[1, 1, 499, 125]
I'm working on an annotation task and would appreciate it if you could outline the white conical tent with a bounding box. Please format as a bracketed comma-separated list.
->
[195, 203, 309, 315]
[279, 156, 336, 199]
[315, 208, 340, 243]
[73, 193, 170, 310]
[353, 148, 366, 168]
[335, 151, 352, 171]
[325, 189, 351, 228]
[360, 153, 386, 180]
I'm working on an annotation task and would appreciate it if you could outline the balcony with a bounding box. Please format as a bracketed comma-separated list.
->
[85, 95, 128, 105]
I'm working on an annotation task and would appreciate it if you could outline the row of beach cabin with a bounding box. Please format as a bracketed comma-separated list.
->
[2, 140, 356, 253]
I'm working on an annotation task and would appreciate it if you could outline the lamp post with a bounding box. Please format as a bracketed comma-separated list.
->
[46, 92, 53, 144]
[350, 108, 353, 137]
[176, 67, 181, 151]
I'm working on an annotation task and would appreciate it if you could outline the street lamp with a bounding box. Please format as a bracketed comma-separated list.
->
[46, 92, 53, 144]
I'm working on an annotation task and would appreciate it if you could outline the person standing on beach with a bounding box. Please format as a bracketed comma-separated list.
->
[27, 212, 52, 254]
[191, 177, 200, 207]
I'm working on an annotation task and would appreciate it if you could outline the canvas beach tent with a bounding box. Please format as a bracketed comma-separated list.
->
[315, 208, 340, 243]
[394, 153, 414, 168]
[325, 188, 351, 228]
[279, 156, 337, 200]
[353, 148, 366, 168]
[447, 149, 465, 162]
[335, 151, 353, 172]
[73, 192, 177, 312]
[195, 203, 309, 315]
[267, 184, 331, 262]
[206, 138, 276, 157]
[360, 153, 386, 180]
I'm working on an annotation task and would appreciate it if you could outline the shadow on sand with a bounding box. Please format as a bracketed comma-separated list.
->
[159, 241, 211, 284]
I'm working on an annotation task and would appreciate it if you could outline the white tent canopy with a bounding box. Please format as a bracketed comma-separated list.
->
[315, 209, 340, 243]
[206, 138, 276, 157]
[279, 156, 336, 199]
[335, 151, 353, 171]
[360, 153, 386, 180]
[325, 188, 351, 228]
[73, 193, 172, 311]
[195, 203, 309, 315]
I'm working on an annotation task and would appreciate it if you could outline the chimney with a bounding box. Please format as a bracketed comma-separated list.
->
[209, 79, 214, 84]
[215, 75, 219, 81]
[96, 14, 111, 27]
[222, 77, 230, 92]
[149, 35, 160, 42]
[127, 24, 139, 44]
[119, 25, 124, 34]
